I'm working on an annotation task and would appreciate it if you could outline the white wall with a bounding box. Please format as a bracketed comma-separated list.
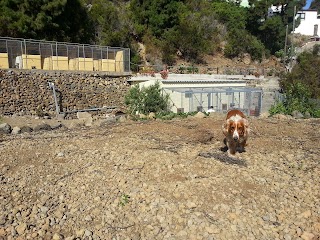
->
[294, 10, 320, 36]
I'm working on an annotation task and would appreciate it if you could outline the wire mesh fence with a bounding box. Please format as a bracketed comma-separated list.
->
[164, 87, 263, 116]
[0, 37, 130, 74]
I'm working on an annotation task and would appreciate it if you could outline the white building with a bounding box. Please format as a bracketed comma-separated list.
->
[129, 73, 263, 116]
[268, 5, 286, 18]
[294, 10, 320, 37]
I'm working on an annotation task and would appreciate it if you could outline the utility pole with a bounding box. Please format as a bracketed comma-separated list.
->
[290, 5, 297, 72]
[284, 24, 288, 57]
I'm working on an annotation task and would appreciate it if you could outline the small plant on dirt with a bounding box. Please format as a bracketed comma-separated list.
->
[269, 101, 287, 116]
[124, 81, 170, 115]
[119, 194, 130, 207]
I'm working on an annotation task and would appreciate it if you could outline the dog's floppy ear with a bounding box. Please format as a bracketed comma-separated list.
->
[222, 119, 230, 136]
[243, 118, 249, 132]
[244, 118, 249, 127]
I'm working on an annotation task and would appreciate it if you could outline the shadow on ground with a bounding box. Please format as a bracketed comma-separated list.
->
[198, 151, 247, 167]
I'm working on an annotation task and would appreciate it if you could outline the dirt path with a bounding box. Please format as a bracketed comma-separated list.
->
[0, 116, 319, 239]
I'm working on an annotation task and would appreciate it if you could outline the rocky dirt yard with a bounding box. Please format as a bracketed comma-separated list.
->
[0, 114, 319, 240]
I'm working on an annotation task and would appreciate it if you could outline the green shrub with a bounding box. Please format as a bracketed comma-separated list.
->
[125, 81, 170, 115]
[269, 101, 287, 115]
[269, 82, 319, 117]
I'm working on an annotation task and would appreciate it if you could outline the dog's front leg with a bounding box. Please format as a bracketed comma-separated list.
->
[227, 140, 236, 155]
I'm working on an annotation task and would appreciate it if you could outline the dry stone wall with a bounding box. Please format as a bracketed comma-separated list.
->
[0, 69, 130, 116]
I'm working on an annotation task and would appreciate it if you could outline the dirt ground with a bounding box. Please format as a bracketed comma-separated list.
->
[0, 114, 320, 239]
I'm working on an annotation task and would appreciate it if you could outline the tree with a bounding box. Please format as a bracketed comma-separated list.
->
[163, 4, 221, 63]
[246, 0, 306, 55]
[129, 0, 184, 40]
[85, 0, 132, 47]
[0, 0, 94, 43]
[211, 1, 266, 60]
[309, 0, 320, 10]
[281, 47, 320, 99]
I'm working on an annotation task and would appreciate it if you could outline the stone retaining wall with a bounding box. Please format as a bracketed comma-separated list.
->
[0, 69, 130, 116]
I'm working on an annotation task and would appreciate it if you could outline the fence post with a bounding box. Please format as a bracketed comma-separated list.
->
[48, 82, 60, 117]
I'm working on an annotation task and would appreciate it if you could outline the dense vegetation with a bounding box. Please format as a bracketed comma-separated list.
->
[0, 0, 307, 65]
[269, 45, 320, 117]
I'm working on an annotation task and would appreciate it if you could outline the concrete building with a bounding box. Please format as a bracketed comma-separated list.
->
[129, 73, 263, 116]
[294, 10, 320, 37]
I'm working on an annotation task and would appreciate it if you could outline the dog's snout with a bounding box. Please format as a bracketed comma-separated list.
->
[233, 136, 239, 141]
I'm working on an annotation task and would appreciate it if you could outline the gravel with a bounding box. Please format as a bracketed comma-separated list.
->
[0, 116, 319, 239]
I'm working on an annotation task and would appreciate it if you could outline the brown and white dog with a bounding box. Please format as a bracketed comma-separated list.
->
[222, 109, 249, 155]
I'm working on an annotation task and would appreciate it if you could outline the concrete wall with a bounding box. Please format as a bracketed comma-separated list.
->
[0, 69, 130, 116]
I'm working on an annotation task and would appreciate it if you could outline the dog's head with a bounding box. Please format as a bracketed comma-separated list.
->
[223, 117, 249, 141]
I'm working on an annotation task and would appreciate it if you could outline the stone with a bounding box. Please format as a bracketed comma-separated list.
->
[0, 228, 6, 237]
[284, 234, 292, 240]
[33, 123, 52, 132]
[193, 112, 206, 119]
[20, 126, 33, 133]
[40, 206, 49, 214]
[84, 230, 92, 237]
[77, 112, 92, 120]
[75, 229, 85, 238]
[304, 111, 311, 118]
[148, 112, 156, 119]
[139, 113, 147, 119]
[186, 201, 197, 208]
[57, 152, 64, 157]
[65, 237, 75, 240]
[259, 112, 270, 118]
[273, 114, 289, 120]
[52, 233, 62, 240]
[292, 110, 304, 119]
[56, 113, 66, 120]
[299, 210, 312, 218]
[301, 232, 315, 240]
[314, 222, 320, 232]
[0, 123, 12, 134]
[51, 123, 63, 130]
[118, 115, 127, 122]
[15, 223, 27, 235]
[11, 126, 21, 134]
[0, 215, 6, 225]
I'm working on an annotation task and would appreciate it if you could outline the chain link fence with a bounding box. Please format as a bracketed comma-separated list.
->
[0, 37, 130, 74]
[164, 87, 263, 116]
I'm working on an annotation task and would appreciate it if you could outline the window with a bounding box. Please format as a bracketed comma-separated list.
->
[298, 13, 305, 20]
